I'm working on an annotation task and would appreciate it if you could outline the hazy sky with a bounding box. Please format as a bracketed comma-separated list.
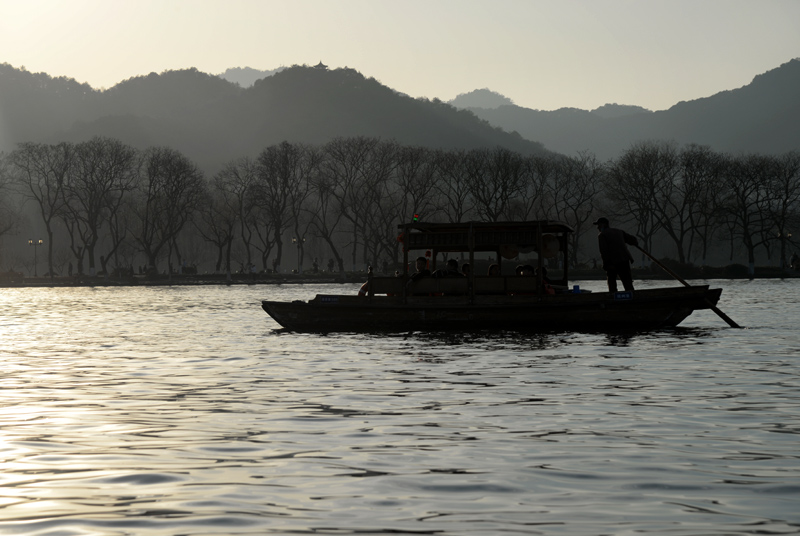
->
[2, 0, 798, 111]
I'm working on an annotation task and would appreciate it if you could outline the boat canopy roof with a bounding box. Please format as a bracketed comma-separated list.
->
[398, 220, 574, 253]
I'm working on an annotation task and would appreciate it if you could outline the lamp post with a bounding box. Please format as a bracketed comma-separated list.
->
[292, 237, 305, 274]
[28, 238, 43, 277]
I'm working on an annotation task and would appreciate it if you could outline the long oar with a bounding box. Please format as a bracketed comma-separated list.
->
[635, 245, 741, 328]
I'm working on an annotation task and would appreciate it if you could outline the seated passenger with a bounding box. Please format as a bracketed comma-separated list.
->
[517, 264, 535, 276]
[406, 256, 433, 295]
[433, 258, 465, 278]
[487, 263, 500, 276]
[406, 256, 431, 294]
[430, 258, 466, 295]
[461, 262, 471, 277]
[408, 256, 431, 282]
[510, 264, 536, 296]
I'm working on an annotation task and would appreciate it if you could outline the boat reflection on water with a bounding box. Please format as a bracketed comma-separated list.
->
[267, 325, 720, 363]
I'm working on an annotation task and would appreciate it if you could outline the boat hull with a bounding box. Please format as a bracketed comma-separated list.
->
[261, 285, 723, 332]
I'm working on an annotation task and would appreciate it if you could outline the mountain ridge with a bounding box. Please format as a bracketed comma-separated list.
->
[0, 63, 547, 173]
[465, 59, 800, 159]
[1, 59, 797, 172]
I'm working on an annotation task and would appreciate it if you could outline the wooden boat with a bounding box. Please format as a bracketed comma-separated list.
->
[261, 220, 725, 332]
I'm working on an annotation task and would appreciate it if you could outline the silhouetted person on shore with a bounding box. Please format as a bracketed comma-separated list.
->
[593, 217, 638, 292]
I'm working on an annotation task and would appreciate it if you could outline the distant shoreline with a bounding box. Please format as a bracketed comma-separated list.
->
[2, 268, 798, 288]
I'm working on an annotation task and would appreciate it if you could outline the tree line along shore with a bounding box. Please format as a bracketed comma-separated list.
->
[1, 136, 798, 281]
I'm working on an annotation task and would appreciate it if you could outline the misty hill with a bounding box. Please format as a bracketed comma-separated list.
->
[449, 88, 514, 109]
[0, 64, 98, 149]
[452, 88, 651, 120]
[0, 63, 546, 173]
[98, 68, 242, 117]
[218, 66, 285, 87]
[467, 59, 800, 159]
[590, 103, 651, 119]
[3, 59, 798, 171]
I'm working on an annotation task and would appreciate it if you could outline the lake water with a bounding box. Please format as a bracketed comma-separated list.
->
[0, 279, 798, 535]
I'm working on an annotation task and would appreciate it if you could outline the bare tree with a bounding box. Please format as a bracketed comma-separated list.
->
[288, 144, 323, 273]
[680, 145, 727, 265]
[720, 153, 775, 277]
[320, 137, 389, 270]
[132, 146, 206, 272]
[390, 145, 442, 264]
[765, 151, 800, 268]
[210, 158, 276, 272]
[355, 140, 398, 269]
[103, 198, 138, 276]
[433, 149, 473, 223]
[547, 152, 602, 267]
[253, 142, 311, 272]
[195, 176, 239, 276]
[511, 154, 553, 221]
[604, 141, 666, 261]
[465, 147, 525, 222]
[8, 142, 72, 277]
[214, 157, 259, 269]
[62, 137, 138, 275]
[250, 203, 278, 273]
[639, 142, 689, 262]
[0, 154, 23, 269]
[305, 157, 347, 275]
[393, 146, 441, 220]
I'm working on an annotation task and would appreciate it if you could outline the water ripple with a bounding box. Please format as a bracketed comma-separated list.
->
[1, 281, 799, 534]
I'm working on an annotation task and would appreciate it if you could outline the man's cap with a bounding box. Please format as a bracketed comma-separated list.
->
[592, 217, 609, 226]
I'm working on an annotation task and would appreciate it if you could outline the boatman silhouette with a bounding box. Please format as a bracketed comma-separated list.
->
[592, 217, 639, 293]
